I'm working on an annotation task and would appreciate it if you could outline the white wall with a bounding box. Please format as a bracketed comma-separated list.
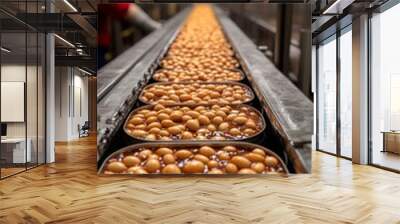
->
[1, 64, 46, 164]
[54, 67, 89, 141]
[1, 65, 40, 138]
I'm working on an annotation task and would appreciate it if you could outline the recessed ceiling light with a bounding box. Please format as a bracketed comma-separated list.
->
[323, 0, 354, 15]
[54, 34, 75, 48]
[63, 0, 78, 12]
[77, 67, 94, 76]
[1, 47, 11, 53]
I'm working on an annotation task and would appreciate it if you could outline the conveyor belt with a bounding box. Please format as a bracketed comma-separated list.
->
[97, 8, 189, 160]
[215, 8, 313, 172]
[97, 5, 312, 173]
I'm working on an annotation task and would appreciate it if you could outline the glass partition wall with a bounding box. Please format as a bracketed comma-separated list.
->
[316, 25, 353, 159]
[370, 2, 400, 172]
[0, 1, 46, 179]
[317, 35, 337, 155]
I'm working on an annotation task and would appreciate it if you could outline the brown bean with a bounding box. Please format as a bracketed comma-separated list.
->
[131, 130, 147, 138]
[107, 161, 127, 173]
[127, 166, 148, 174]
[198, 115, 210, 125]
[139, 149, 152, 160]
[252, 148, 266, 156]
[231, 156, 251, 168]
[170, 110, 183, 122]
[175, 149, 193, 160]
[208, 168, 224, 174]
[223, 145, 237, 152]
[144, 159, 160, 173]
[130, 117, 144, 125]
[238, 168, 257, 174]
[123, 156, 141, 167]
[155, 147, 173, 156]
[167, 126, 182, 135]
[194, 154, 209, 163]
[183, 160, 205, 173]
[161, 119, 175, 128]
[251, 162, 265, 173]
[217, 151, 230, 160]
[182, 131, 194, 139]
[199, 146, 215, 158]
[162, 164, 181, 174]
[163, 154, 176, 164]
[265, 156, 279, 167]
[245, 153, 265, 163]
[225, 163, 238, 174]
[186, 119, 200, 131]
[207, 160, 219, 169]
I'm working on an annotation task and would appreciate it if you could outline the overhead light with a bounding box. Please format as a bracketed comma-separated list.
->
[54, 34, 75, 48]
[77, 67, 94, 76]
[1, 47, 11, 53]
[322, 0, 354, 15]
[63, 0, 78, 12]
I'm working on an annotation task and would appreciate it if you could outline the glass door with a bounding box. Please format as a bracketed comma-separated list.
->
[339, 26, 352, 158]
[317, 35, 337, 154]
[1, 30, 28, 178]
[0, 1, 47, 179]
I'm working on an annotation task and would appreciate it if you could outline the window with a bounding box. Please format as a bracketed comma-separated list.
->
[316, 25, 353, 158]
[339, 27, 352, 158]
[370, 2, 400, 171]
[317, 35, 337, 154]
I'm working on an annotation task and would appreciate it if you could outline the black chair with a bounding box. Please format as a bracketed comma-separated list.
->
[78, 121, 90, 138]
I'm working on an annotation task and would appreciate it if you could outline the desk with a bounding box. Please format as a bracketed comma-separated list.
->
[1, 138, 31, 163]
[382, 131, 400, 154]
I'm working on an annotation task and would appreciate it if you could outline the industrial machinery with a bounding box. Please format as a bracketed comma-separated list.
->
[97, 5, 313, 174]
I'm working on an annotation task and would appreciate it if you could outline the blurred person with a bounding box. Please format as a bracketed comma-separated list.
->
[98, 3, 161, 68]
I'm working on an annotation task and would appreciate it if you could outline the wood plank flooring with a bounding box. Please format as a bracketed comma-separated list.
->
[0, 135, 399, 224]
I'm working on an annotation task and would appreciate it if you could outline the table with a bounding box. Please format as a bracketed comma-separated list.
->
[382, 131, 400, 154]
[1, 138, 31, 164]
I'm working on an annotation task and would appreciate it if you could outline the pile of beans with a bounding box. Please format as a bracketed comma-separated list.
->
[140, 82, 253, 105]
[103, 145, 286, 175]
[103, 5, 287, 175]
[153, 68, 243, 82]
[155, 5, 239, 82]
[124, 104, 264, 141]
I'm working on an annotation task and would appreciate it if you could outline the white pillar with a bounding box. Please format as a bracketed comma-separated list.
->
[312, 45, 317, 150]
[352, 14, 369, 164]
[45, 1, 55, 163]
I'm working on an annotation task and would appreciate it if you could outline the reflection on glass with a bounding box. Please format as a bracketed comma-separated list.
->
[340, 28, 352, 158]
[317, 36, 337, 154]
[1, 32, 27, 177]
[371, 3, 400, 171]
[38, 33, 46, 165]
[27, 31, 38, 169]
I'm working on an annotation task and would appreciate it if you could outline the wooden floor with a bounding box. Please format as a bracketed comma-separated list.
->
[1, 136, 400, 224]
[372, 151, 400, 171]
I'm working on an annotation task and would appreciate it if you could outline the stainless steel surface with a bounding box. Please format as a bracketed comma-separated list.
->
[98, 141, 289, 175]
